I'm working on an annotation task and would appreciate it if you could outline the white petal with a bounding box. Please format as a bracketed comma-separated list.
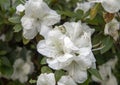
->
[37, 73, 55, 85]
[57, 53, 73, 63]
[64, 62, 88, 83]
[81, 23, 95, 36]
[63, 21, 82, 40]
[47, 28, 64, 39]
[22, 63, 31, 74]
[21, 16, 38, 39]
[102, 0, 120, 13]
[58, 75, 77, 85]
[16, 4, 25, 13]
[76, 48, 96, 69]
[39, 25, 52, 38]
[25, 0, 50, 18]
[11, 58, 33, 83]
[64, 37, 79, 53]
[104, 18, 119, 40]
[42, 10, 61, 26]
[37, 40, 58, 58]
[88, 0, 104, 3]
[23, 28, 38, 39]
[106, 74, 118, 85]
[75, 33, 92, 48]
[47, 58, 61, 70]
[47, 53, 73, 70]
[75, 2, 94, 13]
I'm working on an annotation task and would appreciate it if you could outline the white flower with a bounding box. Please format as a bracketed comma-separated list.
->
[0, 34, 5, 41]
[104, 18, 119, 41]
[11, 57, 34, 83]
[63, 21, 95, 48]
[88, 0, 120, 13]
[37, 73, 55, 85]
[21, 0, 61, 39]
[75, 2, 94, 13]
[58, 75, 77, 85]
[16, 4, 25, 14]
[37, 21, 96, 83]
[92, 57, 118, 85]
[62, 48, 96, 83]
[37, 29, 75, 69]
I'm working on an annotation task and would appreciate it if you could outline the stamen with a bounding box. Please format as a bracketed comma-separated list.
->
[92, 41, 101, 48]
[92, 45, 104, 51]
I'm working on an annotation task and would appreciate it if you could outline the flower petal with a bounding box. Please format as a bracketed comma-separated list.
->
[102, 0, 120, 13]
[58, 75, 77, 85]
[47, 53, 73, 70]
[64, 37, 79, 53]
[64, 62, 88, 83]
[42, 10, 61, 26]
[21, 16, 38, 39]
[25, 0, 50, 18]
[37, 73, 55, 85]
[37, 40, 58, 58]
[39, 25, 52, 38]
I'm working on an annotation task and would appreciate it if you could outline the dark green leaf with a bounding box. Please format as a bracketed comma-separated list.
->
[75, 9, 84, 20]
[88, 68, 102, 80]
[41, 66, 52, 73]
[23, 37, 30, 45]
[1, 57, 11, 67]
[100, 36, 113, 54]
[57, 10, 76, 17]
[0, 50, 7, 55]
[40, 57, 47, 64]
[90, 3, 100, 20]
[8, 16, 21, 23]
[13, 24, 22, 32]
[0, 66, 13, 77]
[55, 70, 65, 81]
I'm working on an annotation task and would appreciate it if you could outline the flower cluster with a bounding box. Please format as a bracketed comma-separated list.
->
[19, 0, 60, 39]
[11, 57, 34, 83]
[0, 47, 34, 83]
[15, 0, 120, 85]
[37, 21, 96, 83]
[19, 0, 96, 84]
[92, 57, 118, 85]
[88, 0, 120, 13]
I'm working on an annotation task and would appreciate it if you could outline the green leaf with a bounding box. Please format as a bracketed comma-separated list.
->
[0, 0, 10, 10]
[0, 57, 13, 77]
[29, 79, 36, 84]
[81, 75, 91, 85]
[55, 70, 65, 81]
[90, 3, 100, 20]
[8, 16, 21, 23]
[41, 66, 52, 73]
[75, 9, 84, 20]
[5, 30, 13, 41]
[40, 57, 47, 64]
[57, 10, 75, 17]
[23, 37, 30, 45]
[1, 57, 11, 67]
[13, 24, 22, 32]
[88, 68, 102, 80]
[0, 66, 13, 77]
[0, 50, 7, 55]
[100, 36, 113, 54]
[95, 51, 114, 65]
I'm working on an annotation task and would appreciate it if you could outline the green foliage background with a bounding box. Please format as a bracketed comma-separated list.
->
[0, 0, 120, 85]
